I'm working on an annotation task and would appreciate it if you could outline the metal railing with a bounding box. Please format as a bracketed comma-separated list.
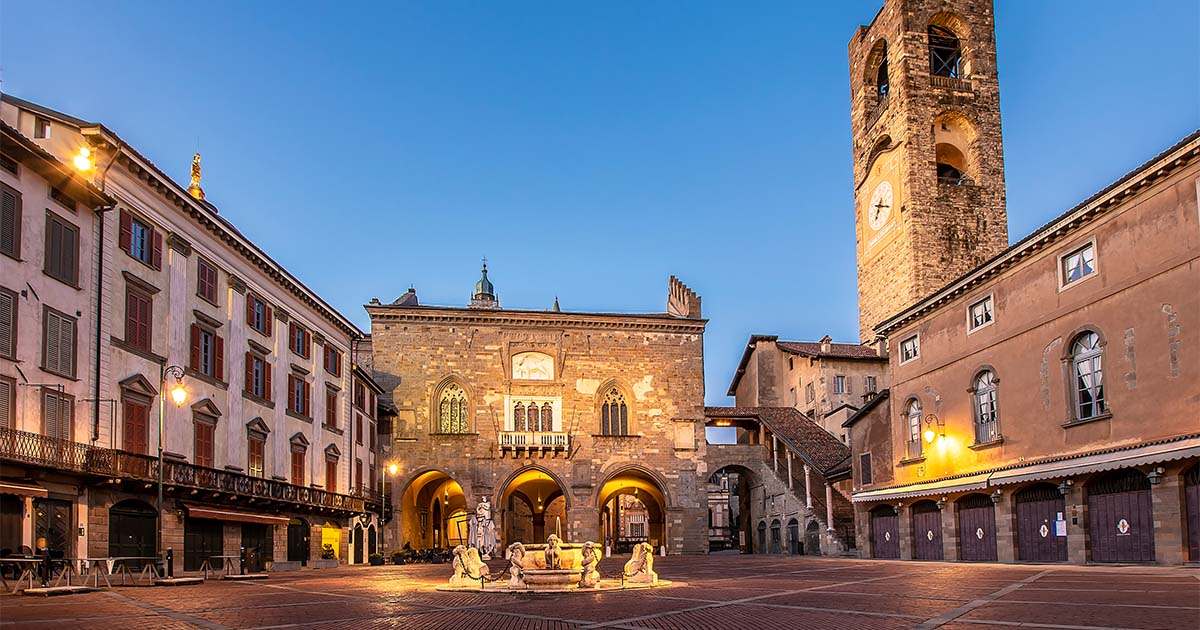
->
[498, 430, 570, 451]
[930, 75, 972, 91]
[0, 426, 366, 513]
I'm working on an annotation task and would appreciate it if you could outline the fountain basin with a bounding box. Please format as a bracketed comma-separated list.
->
[521, 568, 581, 592]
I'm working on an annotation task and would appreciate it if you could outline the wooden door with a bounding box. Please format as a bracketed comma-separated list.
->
[870, 506, 899, 559]
[353, 525, 364, 564]
[108, 500, 156, 568]
[184, 518, 223, 571]
[241, 524, 273, 572]
[805, 520, 822, 556]
[1186, 466, 1200, 562]
[1015, 484, 1067, 562]
[287, 519, 310, 565]
[957, 494, 997, 562]
[911, 501, 943, 560]
[1087, 469, 1154, 563]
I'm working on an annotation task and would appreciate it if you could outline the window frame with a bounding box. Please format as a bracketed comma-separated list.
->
[129, 215, 154, 266]
[325, 387, 338, 429]
[246, 293, 273, 337]
[193, 416, 216, 468]
[1069, 331, 1108, 422]
[121, 391, 151, 454]
[43, 210, 80, 287]
[0, 375, 15, 429]
[41, 387, 73, 441]
[859, 452, 873, 486]
[0, 285, 17, 361]
[435, 382, 470, 434]
[971, 369, 1001, 444]
[833, 375, 847, 395]
[196, 257, 219, 305]
[323, 345, 342, 377]
[904, 398, 923, 458]
[244, 351, 271, 401]
[287, 371, 311, 419]
[864, 375, 877, 394]
[1058, 239, 1098, 291]
[927, 25, 963, 78]
[124, 284, 153, 352]
[290, 448, 306, 486]
[247, 433, 266, 478]
[41, 305, 77, 378]
[966, 293, 995, 333]
[898, 333, 920, 365]
[288, 322, 311, 359]
[0, 180, 23, 261]
[33, 117, 51, 139]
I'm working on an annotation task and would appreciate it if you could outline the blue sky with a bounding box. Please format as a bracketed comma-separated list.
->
[2, 1, 1196, 404]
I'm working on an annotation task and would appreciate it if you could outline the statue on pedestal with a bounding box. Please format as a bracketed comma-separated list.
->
[544, 533, 562, 569]
[505, 542, 526, 589]
[579, 541, 601, 588]
[467, 496, 498, 559]
[623, 541, 658, 584]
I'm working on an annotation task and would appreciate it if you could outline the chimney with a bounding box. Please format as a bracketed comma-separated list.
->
[874, 335, 888, 358]
[819, 335, 832, 354]
[666, 276, 702, 319]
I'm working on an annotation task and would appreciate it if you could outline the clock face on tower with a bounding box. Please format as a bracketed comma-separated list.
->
[868, 180, 893, 231]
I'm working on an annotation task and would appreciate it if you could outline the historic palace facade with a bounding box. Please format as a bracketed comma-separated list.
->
[368, 274, 713, 554]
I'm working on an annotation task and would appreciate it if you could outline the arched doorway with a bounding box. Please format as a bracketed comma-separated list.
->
[1185, 465, 1200, 562]
[398, 470, 467, 550]
[352, 524, 364, 564]
[911, 500, 943, 560]
[787, 518, 800, 554]
[500, 467, 567, 546]
[1087, 469, 1154, 563]
[769, 519, 782, 554]
[597, 467, 667, 554]
[756, 521, 766, 552]
[287, 518, 310, 565]
[957, 493, 998, 562]
[368, 524, 378, 556]
[109, 499, 156, 568]
[1015, 483, 1067, 562]
[707, 465, 753, 553]
[805, 520, 822, 556]
[869, 505, 899, 559]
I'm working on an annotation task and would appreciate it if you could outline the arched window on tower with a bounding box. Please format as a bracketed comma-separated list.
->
[527, 403, 540, 432]
[936, 143, 968, 186]
[438, 384, 468, 433]
[1070, 332, 1107, 421]
[513, 402, 526, 431]
[601, 388, 629, 436]
[928, 26, 962, 78]
[876, 44, 890, 97]
[541, 402, 554, 432]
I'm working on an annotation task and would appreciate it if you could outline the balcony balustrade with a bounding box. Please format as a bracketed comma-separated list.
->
[0, 426, 371, 514]
[930, 75, 972, 92]
[498, 430, 570, 454]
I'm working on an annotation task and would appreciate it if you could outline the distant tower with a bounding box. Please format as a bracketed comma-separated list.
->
[469, 259, 499, 309]
[849, 0, 1008, 341]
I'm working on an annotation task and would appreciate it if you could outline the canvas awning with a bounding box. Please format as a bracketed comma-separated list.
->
[850, 473, 990, 503]
[988, 437, 1200, 487]
[183, 503, 290, 526]
[0, 480, 48, 498]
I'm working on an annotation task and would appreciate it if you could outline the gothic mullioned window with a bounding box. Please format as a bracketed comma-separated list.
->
[600, 388, 628, 436]
[438, 384, 468, 433]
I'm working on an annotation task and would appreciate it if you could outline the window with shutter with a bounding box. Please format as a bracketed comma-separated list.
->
[0, 376, 14, 429]
[355, 459, 362, 491]
[125, 213, 156, 267]
[248, 436, 265, 478]
[126, 287, 152, 351]
[291, 450, 305, 486]
[123, 397, 149, 454]
[42, 307, 76, 378]
[41, 388, 73, 441]
[356, 413, 363, 445]
[325, 389, 337, 428]
[325, 458, 337, 493]
[194, 419, 215, 468]
[0, 286, 16, 360]
[324, 346, 341, 376]
[246, 353, 270, 400]
[44, 212, 79, 286]
[196, 258, 218, 304]
[0, 182, 20, 259]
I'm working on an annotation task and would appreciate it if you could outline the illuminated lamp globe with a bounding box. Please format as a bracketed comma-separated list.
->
[169, 382, 188, 407]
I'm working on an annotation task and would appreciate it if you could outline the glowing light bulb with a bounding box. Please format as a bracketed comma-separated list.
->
[72, 146, 93, 171]
[169, 382, 188, 407]
[923, 428, 936, 444]
[387, 463, 399, 476]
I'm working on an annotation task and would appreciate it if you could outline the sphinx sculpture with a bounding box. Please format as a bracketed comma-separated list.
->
[579, 541, 601, 588]
[622, 541, 658, 584]
[505, 542, 527, 589]
[448, 544, 488, 587]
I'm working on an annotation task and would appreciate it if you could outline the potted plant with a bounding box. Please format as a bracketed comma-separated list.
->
[368, 552, 385, 566]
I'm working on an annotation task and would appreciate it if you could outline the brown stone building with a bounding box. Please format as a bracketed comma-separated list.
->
[844, 126, 1200, 563]
[728, 335, 888, 442]
[850, 0, 1009, 341]
[368, 272, 712, 554]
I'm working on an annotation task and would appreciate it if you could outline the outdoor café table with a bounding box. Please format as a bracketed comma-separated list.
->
[202, 554, 241, 579]
[0, 557, 45, 593]
[107, 556, 161, 584]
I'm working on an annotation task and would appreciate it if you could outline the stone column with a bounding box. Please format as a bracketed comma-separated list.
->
[1064, 481, 1087, 564]
[786, 451, 793, 490]
[772, 435, 779, 474]
[939, 499, 956, 560]
[993, 490, 1015, 563]
[1150, 465, 1185, 565]
[897, 503, 912, 560]
[824, 483, 834, 530]
[803, 465, 813, 510]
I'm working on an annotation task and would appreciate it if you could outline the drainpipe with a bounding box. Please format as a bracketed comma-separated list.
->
[90, 139, 122, 444]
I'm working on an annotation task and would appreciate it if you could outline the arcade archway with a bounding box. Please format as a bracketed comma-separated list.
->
[598, 467, 667, 554]
[707, 465, 754, 553]
[500, 468, 567, 545]
[399, 470, 467, 549]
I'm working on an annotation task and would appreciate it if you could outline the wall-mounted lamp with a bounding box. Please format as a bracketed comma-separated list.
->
[1147, 467, 1165, 485]
[923, 414, 944, 443]
[72, 146, 94, 172]
[1057, 479, 1073, 496]
[935, 496, 947, 510]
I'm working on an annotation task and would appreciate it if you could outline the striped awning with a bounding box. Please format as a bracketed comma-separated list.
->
[183, 503, 290, 526]
[988, 437, 1200, 487]
[850, 473, 990, 503]
[0, 480, 48, 498]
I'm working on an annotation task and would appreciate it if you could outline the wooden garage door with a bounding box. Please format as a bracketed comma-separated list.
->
[911, 501, 943, 560]
[1015, 484, 1067, 562]
[1186, 465, 1200, 562]
[957, 494, 997, 562]
[1087, 469, 1154, 563]
[870, 506, 899, 559]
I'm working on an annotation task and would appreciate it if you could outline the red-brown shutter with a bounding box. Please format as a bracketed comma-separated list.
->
[303, 381, 311, 418]
[244, 352, 254, 394]
[263, 360, 272, 401]
[119, 210, 132, 253]
[151, 230, 163, 270]
[287, 374, 296, 411]
[245, 295, 254, 326]
[140, 294, 151, 348]
[189, 324, 200, 371]
[264, 305, 273, 337]
[214, 335, 225, 381]
[288, 322, 296, 352]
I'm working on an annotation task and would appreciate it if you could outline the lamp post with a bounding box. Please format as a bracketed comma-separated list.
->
[158, 365, 188, 562]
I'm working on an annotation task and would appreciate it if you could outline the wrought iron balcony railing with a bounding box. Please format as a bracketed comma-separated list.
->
[498, 430, 570, 452]
[0, 427, 367, 514]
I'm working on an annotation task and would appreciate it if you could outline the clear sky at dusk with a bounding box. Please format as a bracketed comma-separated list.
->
[2, 1, 1196, 404]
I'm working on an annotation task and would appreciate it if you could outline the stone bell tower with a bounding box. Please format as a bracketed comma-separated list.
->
[849, 0, 1008, 341]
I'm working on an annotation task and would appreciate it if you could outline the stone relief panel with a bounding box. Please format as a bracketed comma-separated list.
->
[512, 351, 554, 381]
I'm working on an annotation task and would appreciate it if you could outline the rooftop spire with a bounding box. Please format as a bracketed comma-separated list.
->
[469, 257, 499, 309]
[187, 152, 205, 200]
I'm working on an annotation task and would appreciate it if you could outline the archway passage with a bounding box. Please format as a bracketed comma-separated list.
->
[352, 524, 364, 564]
[1087, 469, 1154, 563]
[109, 499, 157, 569]
[804, 520, 822, 556]
[1015, 483, 1067, 563]
[501, 468, 566, 545]
[598, 468, 666, 554]
[399, 470, 467, 550]
[707, 466, 753, 553]
[787, 518, 800, 554]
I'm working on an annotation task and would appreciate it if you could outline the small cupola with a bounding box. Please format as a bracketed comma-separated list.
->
[469, 260, 499, 309]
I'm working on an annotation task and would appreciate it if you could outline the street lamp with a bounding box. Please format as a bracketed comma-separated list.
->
[380, 462, 399, 554]
[158, 365, 188, 566]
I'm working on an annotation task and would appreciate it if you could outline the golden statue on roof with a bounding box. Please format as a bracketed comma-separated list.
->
[187, 152, 205, 200]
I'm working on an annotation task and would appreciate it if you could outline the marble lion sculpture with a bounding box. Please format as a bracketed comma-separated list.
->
[449, 545, 488, 587]
[622, 541, 658, 584]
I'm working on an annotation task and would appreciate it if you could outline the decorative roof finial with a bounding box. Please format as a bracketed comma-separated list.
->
[552, 296, 560, 312]
[187, 152, 205, 200]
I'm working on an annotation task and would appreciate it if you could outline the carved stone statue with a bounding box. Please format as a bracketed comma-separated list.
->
[467, 496, 498, 559]
[505, 542, 527, 589]
[449, 545, 487, 587]
[579, 541, 601, 588]
[622, 541, 658, 584]
[544, 533, 562, 570]
[187, 152, 205, 200]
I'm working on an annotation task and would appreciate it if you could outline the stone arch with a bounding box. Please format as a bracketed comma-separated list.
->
[928, 11, 974, 76]
[430, 374, 474, 434]
[708, 464, 756, 553]
[396, 468, 468, 549]
[932, 110, 979, 183]
[863, 38, 889, 91]
[596, 463, 673, 509]
[496, 464, 571, 545]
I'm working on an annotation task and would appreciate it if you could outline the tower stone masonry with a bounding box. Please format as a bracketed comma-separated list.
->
[849, 0, 1009, 341]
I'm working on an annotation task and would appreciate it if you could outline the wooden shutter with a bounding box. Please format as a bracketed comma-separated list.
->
[118, 209, 132, 253]
[189, 324, 201, 370]
[214, 335, 225, 381]
[0, 289, 14, 359]
[264, 305, 273, 337]
[60, 314, 74, 376]
[0, 184, 19, 258]
[287, 374, 296, 411]
[0, 379, 12, 428]
[150, 229, 163, 270]
[63, 222, 77, 284]
[244, 352, 254, 395]
[303, 381, 311, 418]
[245, 295, 254, 327]
[263, 359, 272, 401]
[42, 390, 58, 438]
[44, 310, 60, 374]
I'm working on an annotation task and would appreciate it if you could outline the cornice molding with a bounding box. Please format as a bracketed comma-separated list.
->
[366, 307, 708, 334]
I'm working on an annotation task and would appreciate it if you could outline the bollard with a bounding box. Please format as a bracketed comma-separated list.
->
[40, 549, 51, 587]
[165, 548, 174, 578]
[240, 545, 246, 575]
